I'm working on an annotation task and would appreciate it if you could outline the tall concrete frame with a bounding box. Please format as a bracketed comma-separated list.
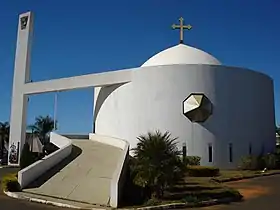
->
[8, 11, 132, 166]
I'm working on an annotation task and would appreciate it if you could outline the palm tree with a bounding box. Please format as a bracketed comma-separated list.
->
[28, 115, 56, 145]
[131, 130, 184, 199]
[0, 122, 10, 158]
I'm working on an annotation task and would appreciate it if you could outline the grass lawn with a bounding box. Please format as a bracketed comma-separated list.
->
[164, 178, 241, 202]
[161, 169, 280, 207]
[121, 169, 280, 208]
[121, 174, 243, 208]
[183, 169, 280, 184]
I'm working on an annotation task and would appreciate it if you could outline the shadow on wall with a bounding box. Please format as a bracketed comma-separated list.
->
[24, 145, 82, 189]
[93, 83, 126, 130]
[193, 101, 218, 140]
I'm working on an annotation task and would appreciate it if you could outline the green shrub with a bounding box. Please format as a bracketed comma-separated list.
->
[263, 153, 277, 169]
[276, 145, 280, 155]
[187, 166, 220, 177]
[220, 188, 243, 201]
[182, 195, 200, 203]
[275, 152, 280, 169]
[184, 156, 201, 166]
[239, 155, 258, 170]
[239, 155, 254, 170]
[1, 173, 21, 192]
[145, 198, 161, 206]
[256, 155, 266, 169]
[239, 154, 275, 170]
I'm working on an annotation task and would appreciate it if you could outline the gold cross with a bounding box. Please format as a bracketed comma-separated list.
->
[172, 17, 192, 44]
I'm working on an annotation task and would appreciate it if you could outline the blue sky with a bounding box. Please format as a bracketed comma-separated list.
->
[0, 0, 279, 133]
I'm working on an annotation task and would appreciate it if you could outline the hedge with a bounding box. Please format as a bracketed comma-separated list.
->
[183, 156, 201, 166]
[187, 165, 220, 177]
[239, 153, 279, 170]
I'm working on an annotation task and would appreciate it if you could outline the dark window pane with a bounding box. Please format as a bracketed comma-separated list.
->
[229, 143, 233, 162]
[249, 143, 252, 155]
[208, 144, 212, 162]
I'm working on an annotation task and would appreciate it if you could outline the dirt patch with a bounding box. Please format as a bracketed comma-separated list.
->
[229, 179, 250, 184]
[199, 187, 269, 210]
[237, 186, 270, 199]
[226, 179, 271, 200]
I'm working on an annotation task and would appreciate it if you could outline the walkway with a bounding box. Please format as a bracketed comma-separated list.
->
[23, 139, 123, 206]
[0, 167, 64, 210]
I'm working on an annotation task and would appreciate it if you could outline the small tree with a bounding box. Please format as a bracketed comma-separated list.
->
[28, 115, 56, 145]
[132, 130, 184, 199]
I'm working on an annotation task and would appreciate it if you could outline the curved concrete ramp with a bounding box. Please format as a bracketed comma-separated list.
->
[24, 139, 123, 206]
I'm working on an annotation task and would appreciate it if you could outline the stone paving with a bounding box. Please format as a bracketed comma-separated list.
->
[24, 139, 123, 206]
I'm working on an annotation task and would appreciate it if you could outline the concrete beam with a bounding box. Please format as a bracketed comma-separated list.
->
[23, 69, 132, 95]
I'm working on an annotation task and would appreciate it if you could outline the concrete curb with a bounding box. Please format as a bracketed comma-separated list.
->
[212, 171, 280, 183]
[125, 197, 240, 210]
[3, 189, 241, 210]
[3, 191, 87, 209]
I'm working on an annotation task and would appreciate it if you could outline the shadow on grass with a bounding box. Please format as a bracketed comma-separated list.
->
[24, 145, 82, 189]
[164, 188, 243, 201]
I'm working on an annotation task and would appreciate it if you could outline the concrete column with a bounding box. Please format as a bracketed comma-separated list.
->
[93, 87, 101, 132]
[8, 11, 33, 165]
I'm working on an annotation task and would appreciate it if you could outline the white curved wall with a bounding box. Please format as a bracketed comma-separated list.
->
[94, 64, 275, 169]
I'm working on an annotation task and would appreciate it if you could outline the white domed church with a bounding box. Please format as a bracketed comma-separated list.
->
[94, 21, 276, 168]
[9, 13, 276, 169]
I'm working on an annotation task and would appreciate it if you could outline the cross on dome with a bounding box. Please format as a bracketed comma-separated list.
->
[172, 17, 192, 44]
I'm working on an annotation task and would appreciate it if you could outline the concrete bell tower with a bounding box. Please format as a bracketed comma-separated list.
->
[8, 11, 33, 165]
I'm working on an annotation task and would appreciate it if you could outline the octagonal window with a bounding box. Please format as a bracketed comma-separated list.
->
[183, 93, 213, 122]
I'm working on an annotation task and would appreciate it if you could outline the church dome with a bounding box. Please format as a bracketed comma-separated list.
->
[141, 44, 221, 67]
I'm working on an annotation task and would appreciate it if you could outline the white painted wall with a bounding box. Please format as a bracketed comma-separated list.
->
[89, 133, 127, 150]
[89, 133, 129, 208]
[18, 133, 72, 188]
[94, 64, 275, 169]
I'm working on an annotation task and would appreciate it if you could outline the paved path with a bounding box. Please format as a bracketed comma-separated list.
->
[24, 140, 123, 206]
[0, 167, 65, 210]
[191, 175, 280, 210]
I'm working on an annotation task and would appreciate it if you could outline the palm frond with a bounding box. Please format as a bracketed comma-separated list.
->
[28, 115, 55, 144]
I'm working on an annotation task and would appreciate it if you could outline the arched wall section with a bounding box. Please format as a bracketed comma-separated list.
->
[94, 64, 275, 169]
